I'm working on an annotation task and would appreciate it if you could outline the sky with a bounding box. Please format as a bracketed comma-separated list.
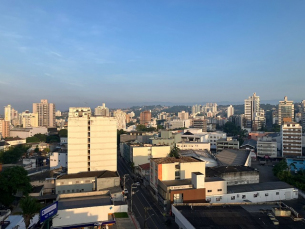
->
[0, 0, 305, 111]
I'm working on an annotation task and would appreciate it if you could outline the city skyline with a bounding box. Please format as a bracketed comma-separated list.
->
[0, 1, 305, 110]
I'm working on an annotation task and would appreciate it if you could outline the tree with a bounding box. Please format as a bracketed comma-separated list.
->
[34, 146, 39, 153]
[0, 166, 32, 207]
[58, 129, 67, 137]
[169, 146, 180, 159]
[20, 195, 41, 229]
[0, 145, 29, 164]
[271, 124, 281, 132]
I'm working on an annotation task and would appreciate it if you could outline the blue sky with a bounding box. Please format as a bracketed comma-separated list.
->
[0, 0, 305, 111]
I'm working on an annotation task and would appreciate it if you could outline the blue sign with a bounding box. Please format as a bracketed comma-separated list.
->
[40, 201, 58, 223]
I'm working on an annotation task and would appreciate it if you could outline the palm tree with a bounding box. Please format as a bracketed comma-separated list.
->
[20, 195, 41, 229]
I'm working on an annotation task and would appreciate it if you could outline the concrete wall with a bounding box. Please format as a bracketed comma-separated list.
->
[161, 163, 176, 181]
[50, 152, 67, 170]
[205, 180, 227, 196]
[96, 177, 120, 191]
[207, 188, 298, 204]
[176, 142, 210, 150]
[180, 161, 205, 179]
[222, 171, 259, 186]
[53, 204, 128, 228]
[131, 146, 170, 166]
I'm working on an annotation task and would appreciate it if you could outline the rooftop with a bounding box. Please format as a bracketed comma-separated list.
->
[57, 170, 118, 179]
[227, 181, 294, 193]
[151, 156, 201, 164]
[138, 163, 150, 170]
[58, 194, 112, 210]
[5, 137, 25, 141]
[160, 179, 192, 187]
[216, 149, 250, 166]
[240, 139, 257, 148]
[206, 166, 257, 177]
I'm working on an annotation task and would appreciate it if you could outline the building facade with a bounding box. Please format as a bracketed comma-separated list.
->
[216, 137, 239, 152]
[281, 122, 302, 157]
[94, 103, 110, 116]
[21, 111, 38, 128]
[244, 93, 265, 129]
[192, 119, 207, 132]
[301, 100, 305, 131]
[227, 105, 234, 118]
[68, 107, 117, 174]
[140, 110, 151, 126]
[33, 99, 55, 127]
[278, 96, 294, 125]
[178, 111, 189, 120]
[0, 119, 10, 138]
[257, 136, 277, 158]
[113, 109, 127, 130]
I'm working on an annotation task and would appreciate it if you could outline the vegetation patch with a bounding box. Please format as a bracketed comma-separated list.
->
[114, 212, 129, 218]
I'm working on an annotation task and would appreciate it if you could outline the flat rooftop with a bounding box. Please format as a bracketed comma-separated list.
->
[161, 179, 192, 187]
[151, 156, 201, 164]
[206, 166, 257, 177]
[227, 181, 294, 193]
[174, 204, 305, 229]
[58, 195, 112, 210]
[58, 170, 118, 179]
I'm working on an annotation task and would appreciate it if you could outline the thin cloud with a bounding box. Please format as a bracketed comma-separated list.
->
[48, 51, 62, 57]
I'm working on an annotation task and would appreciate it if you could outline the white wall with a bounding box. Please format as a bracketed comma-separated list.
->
[176, 142, 210, 150]
[50, 152, 67, 170]
[207, 188, 298, 203]
[53, 204, 128, 227]
[205, 180, 227, 196]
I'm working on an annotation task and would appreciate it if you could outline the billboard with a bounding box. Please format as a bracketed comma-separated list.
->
[40, 201, 58, 223]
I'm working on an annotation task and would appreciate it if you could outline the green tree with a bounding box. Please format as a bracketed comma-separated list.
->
[0, 145, 29, 164]
[130, 162, 135, 172]
[20, 195, 41, 229]
[271, 124, 281, 132]
[0, 166, 32, 207]
[136, 124, 146, 131]
[157, 125, 164, 130]
[34, 146, 39, 153]
[58, 129, 67, 137]
[273, 159, 288, 176]
[169, 146, 180, 159]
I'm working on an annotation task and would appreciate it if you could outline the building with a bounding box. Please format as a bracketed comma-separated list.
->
[50, 150, 67, 170]
[216, 137, 239, 152]
[216, 149, 251, 167]
[55, 170, 120, 194]
[94, 103, 110, 116]
[165, 119, 191, 129]
[227, 105, 234, 118]
[281, 122, 302, 157]
[9, 127, 48, 139]
[140, 110, 151, 126]
[192, 118, 207, 132]
[278, 96, 294, 125]
[257, 136, 277, 158]
[68, 107, 117, 174]
[33, 99, 55, 127]
[55, 110, 62, 117]
[178, 111, 189, 120]
[4, 105, 12, 122]
[206, 166, 259, 186]
[52, 191, 127, 229]
[0, 119, 10, 138]
[244, 93, 265, 129]
[113, 109, 127, 130]
[21, 111, 38, 128]
[179, 150, 218, 167]
[150, 156, 205, 192]
[150, 130, 182, 149]
[301, 100, 305, 130]
[176, 142, 210, 151]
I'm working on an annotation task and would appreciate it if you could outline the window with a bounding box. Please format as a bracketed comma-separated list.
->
[254, 193, 258, 198]
[265, 193, 269, 197]
[62, 190, 65, 193]
[85, 180, 90, 183]
[67, 190, 70, 193]
[242, 195, 246, 199]
[231, 196, 235, 200]
[276, 192, 279, 195]
[216, 197, 222, 201]
[217, 189, 222, 192]
[207, 190, 212, 192]
[72, 189, 74, 192]
[76, 181, 79, 184]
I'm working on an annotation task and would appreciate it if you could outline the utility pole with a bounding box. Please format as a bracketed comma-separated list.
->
[144, 207, 152, 229]
[131, 183, 137, 213]
[123, 174, 128, 190]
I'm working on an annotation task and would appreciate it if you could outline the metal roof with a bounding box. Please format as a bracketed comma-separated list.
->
[227, 181, 294, 193]
[58, 195, 112, 210]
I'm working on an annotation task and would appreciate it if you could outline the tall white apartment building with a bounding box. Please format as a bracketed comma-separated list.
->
[281, 122, 302, 157]
[95, 103, 110, 116]
[68, 107, 117, 174]
[21, 111, 38, 128]
[4, 105, 12, 122]
[278, 96, 294, 125]
[33, 99, 55, 127]
[302, 100, 305, 131]
[178, 111, 189, 120]
[113, 109, 127, 130]
[227, 105, 234, 118]
[55, 110, 62, 117]
[257, 136, 277, 158]
[244, 93, 263, 129]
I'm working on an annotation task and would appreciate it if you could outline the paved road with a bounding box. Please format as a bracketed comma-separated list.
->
[117, 156, 177, 229]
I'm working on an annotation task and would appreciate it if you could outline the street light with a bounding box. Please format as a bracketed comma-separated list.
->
[130, 183, 138, 213]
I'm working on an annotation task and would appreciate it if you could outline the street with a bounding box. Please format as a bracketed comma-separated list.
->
[117, 156, 177, 229]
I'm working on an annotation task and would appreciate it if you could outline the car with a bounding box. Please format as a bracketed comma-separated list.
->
[134, 182, 140, 186]
[123, 188, 128, 195]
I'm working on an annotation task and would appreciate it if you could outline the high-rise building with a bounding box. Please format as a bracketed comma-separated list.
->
[278, 96, 294, 125]
[281, 122, 302, 157]
[55, 110, 62, 117]
[140, 110, 151, 126]
[178, 111, 189, 120]
[0, 119, 10, 138]
[245, 93, 261, 128]
[113, 109, 127, 130]
[192, 118, 207, 132]
[227, 105, 234, 118]
[33, 99, 55, 127]
[95, 103, 110, 116]
[68, 107, 117, 174]
[21, 110, 39, 128]
[4, 105, 12, 123]
[302, 100, 305, 131]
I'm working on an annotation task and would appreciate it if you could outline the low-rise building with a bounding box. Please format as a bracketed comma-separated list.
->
[5, 137, 26, 146]
[52, 191, 127, 229]
[150, 130, 182, 149]
[9, 127, 48, 139]
[176, 142, 210, 151]
[216, 137, 239, 152]
[206, 166, 259, 186]
[257, 136, 278, 158]
[50, 150, 67, 170]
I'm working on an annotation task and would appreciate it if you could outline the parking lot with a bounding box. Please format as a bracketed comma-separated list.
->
[251, 160, 280, 183]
